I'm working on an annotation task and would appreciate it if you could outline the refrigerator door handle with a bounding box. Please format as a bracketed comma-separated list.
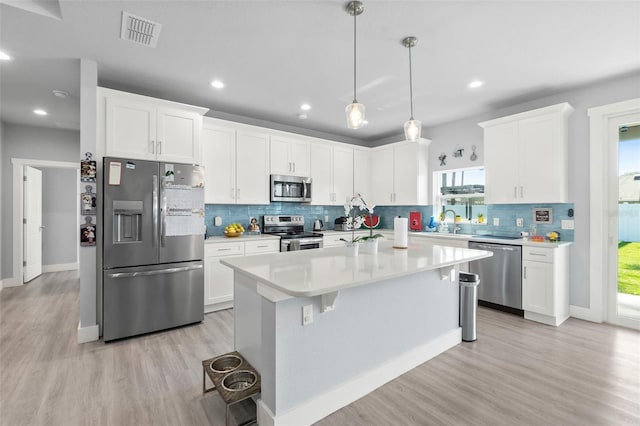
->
[106, 264, 203, 279]
[152, 175, 158, 247]
[161, 182, 167, 247]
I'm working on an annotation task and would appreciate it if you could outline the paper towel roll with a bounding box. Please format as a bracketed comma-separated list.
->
[394, 217, 408, 249]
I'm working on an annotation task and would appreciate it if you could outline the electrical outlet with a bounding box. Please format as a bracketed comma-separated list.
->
[493, 218, 499, 226]
[561, 220, 575, 230]
[324, 215, 329, 222]
[516, 218, 524, 227]
[302, 305, 313, 326]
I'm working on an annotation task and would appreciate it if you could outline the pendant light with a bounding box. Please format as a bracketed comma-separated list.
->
[402, 36, 421, 142]
[345, 1, 365, 129]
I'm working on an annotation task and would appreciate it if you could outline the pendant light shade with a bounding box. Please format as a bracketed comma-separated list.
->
[404, 119, 422, 142]
[346, 102, 365, 129]
[345, 1, 365, 129]
[402, 36, 421, 142]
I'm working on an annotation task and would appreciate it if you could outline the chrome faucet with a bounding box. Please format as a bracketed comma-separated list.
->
[443, 209, 460, 234]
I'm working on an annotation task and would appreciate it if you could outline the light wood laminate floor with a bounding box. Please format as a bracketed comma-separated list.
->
[1, 271, 638, 425]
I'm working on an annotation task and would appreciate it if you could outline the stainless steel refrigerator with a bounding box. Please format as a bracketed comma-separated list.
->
[102, 157, 205, 341]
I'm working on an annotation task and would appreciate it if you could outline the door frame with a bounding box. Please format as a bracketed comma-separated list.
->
[588, 98, 640, 327]
[9, 158, 79, 287]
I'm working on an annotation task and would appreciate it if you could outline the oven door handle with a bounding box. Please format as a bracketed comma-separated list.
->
[297, 238, 322, 244]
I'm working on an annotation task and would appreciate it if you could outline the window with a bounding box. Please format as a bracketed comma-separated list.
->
[434, 167, 486, 223]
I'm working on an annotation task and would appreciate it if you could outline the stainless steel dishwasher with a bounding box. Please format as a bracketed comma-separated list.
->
[468, 241, 523, 313]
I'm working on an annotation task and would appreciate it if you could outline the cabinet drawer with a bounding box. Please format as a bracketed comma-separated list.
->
[523, 246, 553, 262]
[205, 242, 244, 257]
[245, 239, 280, 254]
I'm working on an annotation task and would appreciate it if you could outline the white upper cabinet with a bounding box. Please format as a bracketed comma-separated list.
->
[201, 118, 270, 205]
[310, 143, 354, 205]
[101, 88, 208, 164]
[371, 140, 430, 206]
[353, 148, 371, 202]
[236, 129, 270, 204]
[202, 122, 236, 204]
[479, 103, 574, 204]
[270, 136, 311, 177]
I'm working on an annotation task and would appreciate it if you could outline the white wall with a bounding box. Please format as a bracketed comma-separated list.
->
[0, 120, 4, 283]
[0, 123, 79, 280]
[41, 168, 78, 267]
[415, 72, 640, 309]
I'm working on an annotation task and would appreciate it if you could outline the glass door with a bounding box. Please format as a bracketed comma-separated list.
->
[610, 123, 640, 327]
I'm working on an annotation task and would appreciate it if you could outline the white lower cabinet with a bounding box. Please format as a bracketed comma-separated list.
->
[522, 245, 570, 326]
[204, 241, 244, 313]
[204, 239, 279, 313]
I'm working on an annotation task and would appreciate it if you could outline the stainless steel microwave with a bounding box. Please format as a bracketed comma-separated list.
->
[271, 175, 312, 203]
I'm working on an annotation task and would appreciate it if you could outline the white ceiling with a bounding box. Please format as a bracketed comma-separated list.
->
[1, 0, 639, 143]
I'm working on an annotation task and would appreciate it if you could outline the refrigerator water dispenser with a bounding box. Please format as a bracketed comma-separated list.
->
[113, 200, 143, 243]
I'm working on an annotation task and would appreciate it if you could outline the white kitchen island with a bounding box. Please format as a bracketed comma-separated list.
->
[221, 238, 492, 426]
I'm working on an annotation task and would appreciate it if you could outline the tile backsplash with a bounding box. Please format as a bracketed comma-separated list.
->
[205, 202, 574, 241]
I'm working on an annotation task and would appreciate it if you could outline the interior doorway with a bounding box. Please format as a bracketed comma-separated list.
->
[11, 158, 79, 287]
[23, 166, 43, 282]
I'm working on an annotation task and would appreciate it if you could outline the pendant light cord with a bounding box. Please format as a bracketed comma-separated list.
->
[408, 45, 414, 120]
[353, 11, 357, 103]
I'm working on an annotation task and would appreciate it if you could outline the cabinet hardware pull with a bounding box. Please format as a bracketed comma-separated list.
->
[150, 140, 155, 154]
[524, 266, 527, 279]
[530, 252, 546, 256]
[293, 162, 296, 173]
[158, 141, 162, 155]
[231, 188, 235, 199]
[218, 248, 232, 251]
[257, 245, 268, 248]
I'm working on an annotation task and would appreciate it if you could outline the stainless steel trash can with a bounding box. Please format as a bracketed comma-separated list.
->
[459, 272, 480, 342]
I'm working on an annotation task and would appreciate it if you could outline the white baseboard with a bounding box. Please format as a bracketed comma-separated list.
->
[1, 277, 20, 289]
[258, 328, 462, 426]
[77, 322, 99, 344]
[570, 304, 603, 323]
[43, 263, 79, 273]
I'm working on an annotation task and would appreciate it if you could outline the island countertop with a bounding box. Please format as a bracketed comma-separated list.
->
[221, 238, 492, 298]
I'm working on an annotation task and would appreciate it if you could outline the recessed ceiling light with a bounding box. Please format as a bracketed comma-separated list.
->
[0, 50, 11, 61]
[52, 90, 69, 98]
[210, 80, 225, 89]
[297, 113, 308, 120]
[468, 80, 484, 89]
[300, 103, 311, 111]
[33, 109, 48, 116]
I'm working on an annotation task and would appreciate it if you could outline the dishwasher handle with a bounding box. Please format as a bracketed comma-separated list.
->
[471, 243, 519, 252]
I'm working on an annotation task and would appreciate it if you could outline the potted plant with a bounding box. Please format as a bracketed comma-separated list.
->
[339, 195, 365, 256]
[341, 194, 383, 255]
[477, 213, 485, 224]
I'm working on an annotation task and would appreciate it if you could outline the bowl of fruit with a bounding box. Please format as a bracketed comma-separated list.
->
[224, 223, 245, 238]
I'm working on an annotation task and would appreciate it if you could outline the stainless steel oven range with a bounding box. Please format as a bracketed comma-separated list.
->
[262, 215, 323, 252]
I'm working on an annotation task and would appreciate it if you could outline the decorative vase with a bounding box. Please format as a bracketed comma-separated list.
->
[345, 241, 359, 257]
[360, 238, 378, 254]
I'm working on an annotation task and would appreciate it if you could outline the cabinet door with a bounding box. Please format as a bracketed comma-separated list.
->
[105, 97, 156, 160]
[393, 143, 420, 205]
[202, 124, 236, 204]
[519, 115, 566, 203]
[156, 107, 201, 164]
[269, 137, 291, 175]
[289, 139, 310, 176]
[370, 146, 394, 206]
[483, 122, 520, 204]
[310, 143, 333, 205]
[353, 149, 371, 202]
[205, 258, 235, 307]
[236, 130, 270, 204]
[332, 146, 354, 206]
[522, 260, 554, 316]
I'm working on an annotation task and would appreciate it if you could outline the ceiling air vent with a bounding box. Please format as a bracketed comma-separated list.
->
[120, 11, 162, 48]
